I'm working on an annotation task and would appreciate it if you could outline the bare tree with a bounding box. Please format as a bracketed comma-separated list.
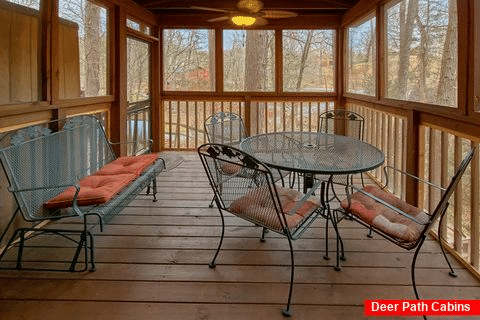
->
[436, 0, 457, 106]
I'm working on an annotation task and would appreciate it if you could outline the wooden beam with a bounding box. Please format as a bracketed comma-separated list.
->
[405, 109, 420, 205]
[111, 5, 128, 156]
[151, 25, 161, 152]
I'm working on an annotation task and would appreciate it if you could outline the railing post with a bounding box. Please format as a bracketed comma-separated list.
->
[245, 95, 252, 136]
[111, 5, 128, 156]
[405, 109, 420, 206]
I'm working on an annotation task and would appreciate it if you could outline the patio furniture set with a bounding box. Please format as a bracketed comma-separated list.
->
[199, 110, 475, 318]
[0, 112, 474, 319]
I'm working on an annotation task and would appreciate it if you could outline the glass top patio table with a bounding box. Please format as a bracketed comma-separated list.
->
[240, 131, 385, 176]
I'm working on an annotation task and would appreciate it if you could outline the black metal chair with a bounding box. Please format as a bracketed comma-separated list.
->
[332, 148, 475, 319]
[198, 143, 323, 317]
[204, 112, 287, 206]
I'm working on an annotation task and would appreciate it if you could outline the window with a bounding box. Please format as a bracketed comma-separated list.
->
[127, 17, 151, 35]
[223, 29, 275, 92]
[59, 0, 108, 98]
[1, 0, 42, 104]
[163, 29, 215, 91]
[5, 0, 39, 10]
[283, 30, 335, 92]
[346, 17, 376, 96]
[386, 0, 457, 107]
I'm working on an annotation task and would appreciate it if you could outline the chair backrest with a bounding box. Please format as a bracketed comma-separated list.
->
[424, 148, 476, 234]
[198, 143, 288, 233]
[0, 115, 115, 221]
[318, 109, 364, 140]
[204, 112, 248, 146]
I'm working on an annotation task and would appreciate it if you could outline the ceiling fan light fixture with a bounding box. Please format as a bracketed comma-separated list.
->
[231, 15, 256, 26]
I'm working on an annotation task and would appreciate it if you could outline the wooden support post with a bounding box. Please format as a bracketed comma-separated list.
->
[152, 25, 161, 152]
[111, 5, 127, 156]
[405, 109, 420, 206]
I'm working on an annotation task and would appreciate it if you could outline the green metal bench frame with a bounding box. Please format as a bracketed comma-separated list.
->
[0, 115, 167, 272]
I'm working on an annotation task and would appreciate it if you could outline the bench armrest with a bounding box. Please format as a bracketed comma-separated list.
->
[109, 139, 153, 152]
[9, 184, 84, 217]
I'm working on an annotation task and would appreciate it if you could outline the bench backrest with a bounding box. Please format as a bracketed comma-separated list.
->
[0, 115, 116, 221]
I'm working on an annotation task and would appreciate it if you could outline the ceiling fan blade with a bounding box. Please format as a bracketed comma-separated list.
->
[261, 10, 298, 19]
[237, 0, 264, 13]
[254, 16, 268, 26]
[190, 6, 231, 14]
[207, 16, 230, 22]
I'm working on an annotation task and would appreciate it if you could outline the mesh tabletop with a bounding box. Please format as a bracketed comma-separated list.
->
[240, 132, 384, 175]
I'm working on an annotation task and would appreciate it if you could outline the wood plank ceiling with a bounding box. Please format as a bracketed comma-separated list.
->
[131, 0, 361, 27]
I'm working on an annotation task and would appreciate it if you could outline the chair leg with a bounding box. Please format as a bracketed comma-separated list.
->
[331, 210, 345, 271]
[367, 227, 373, 238]
[260, 227, 268, 242]
[209, 196, 215, 208]
[438, 213, 457, 277]
[411, 236, 427, 320]
[323, 217, 330, 260]
[209, 209, 225, 268]
[16, 230, 25, 270]
[152, 178, 157, 202]
[282, 236, 295, 317]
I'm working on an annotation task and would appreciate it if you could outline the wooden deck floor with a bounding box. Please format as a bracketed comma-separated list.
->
[0, 152, 479, 320]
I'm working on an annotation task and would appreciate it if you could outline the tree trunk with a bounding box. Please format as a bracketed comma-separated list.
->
[245, 30, 267, 91]
[208, 29, 215, 91]
[397, 0, 418, 99]
[436, 0, 457, 106]
[84, 3, 101, 97]
[296, 30, 314, 91]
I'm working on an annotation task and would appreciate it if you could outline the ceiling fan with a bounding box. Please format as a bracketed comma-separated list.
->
[191, 0, 298, 26]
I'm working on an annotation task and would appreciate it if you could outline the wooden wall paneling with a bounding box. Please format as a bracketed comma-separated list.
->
[58, 20, 81, 99]
[0, 111, 52, 133]
[0, 8, 11, 105]
[10, 11, 35, 103]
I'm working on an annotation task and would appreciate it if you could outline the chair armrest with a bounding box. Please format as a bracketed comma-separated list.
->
[336, 182, 427, 226]
[382, 166, 446, 192]
[285, 180, 323, 216]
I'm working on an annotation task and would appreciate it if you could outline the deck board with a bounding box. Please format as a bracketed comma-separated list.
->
[0, 151, 479, 320]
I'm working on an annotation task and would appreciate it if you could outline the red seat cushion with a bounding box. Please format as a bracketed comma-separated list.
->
[95, 154, 159, 176]
[229, 186, 320, 232]
[340, 185, 429, 242]
[44, 174, 137, 209]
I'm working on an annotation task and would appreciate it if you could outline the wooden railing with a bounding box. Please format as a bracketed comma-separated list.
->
[347, 103, 408, 198]
[162, 98, 335, 149]
[419, 125, 480, 271]
[127, 99, 151, 155]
